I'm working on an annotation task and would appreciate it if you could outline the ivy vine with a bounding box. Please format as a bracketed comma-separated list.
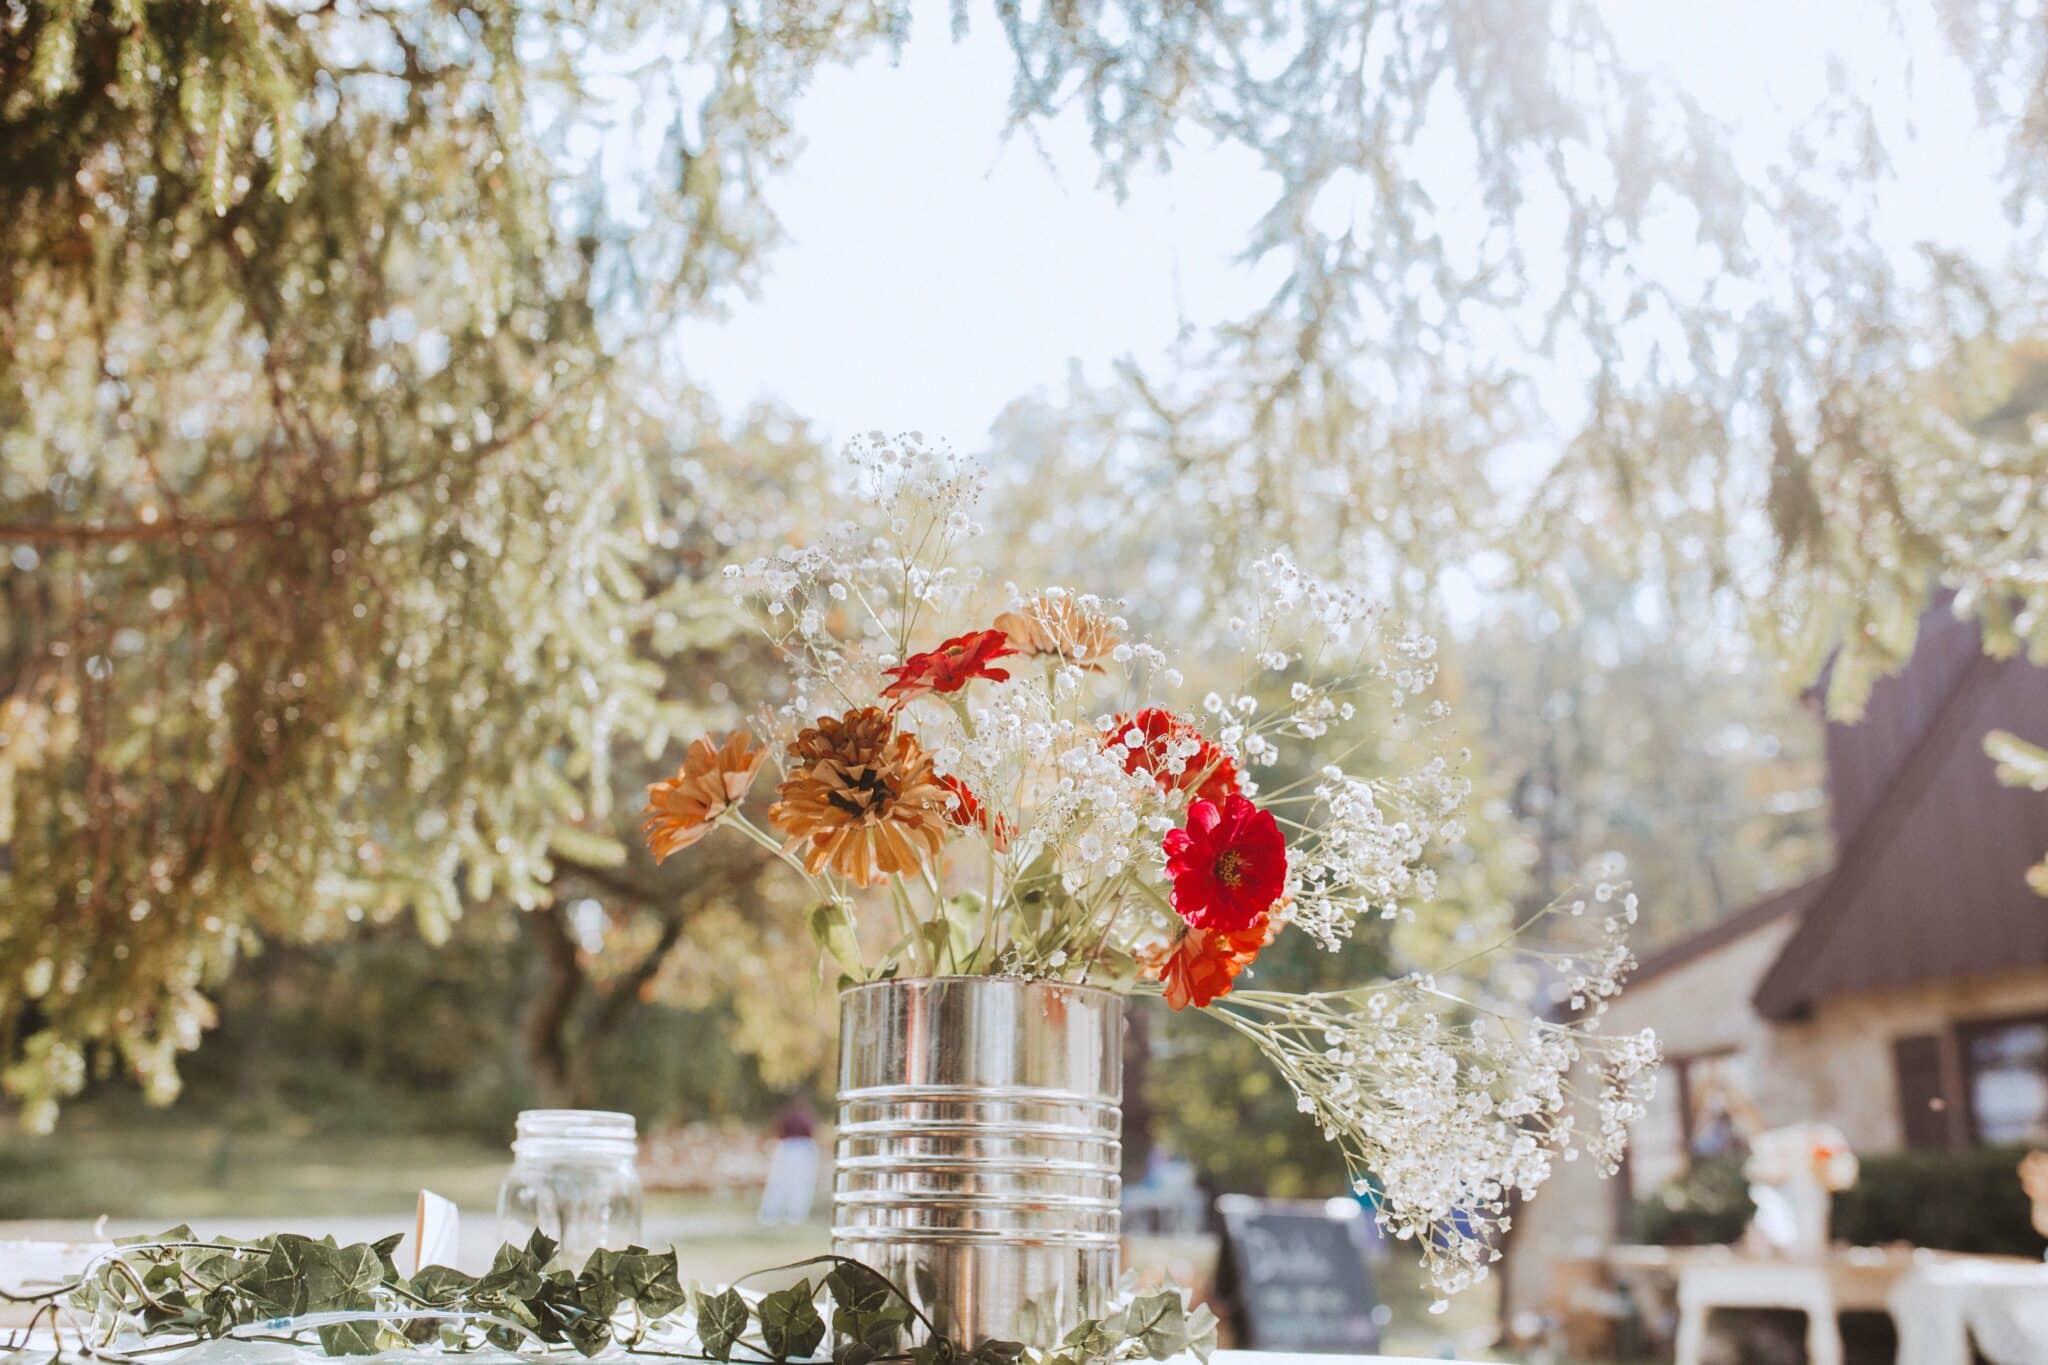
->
[1, 1228, 1216, 1365]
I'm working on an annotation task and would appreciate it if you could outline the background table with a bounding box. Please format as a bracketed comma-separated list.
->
[1891, 1259, 2048, 1365]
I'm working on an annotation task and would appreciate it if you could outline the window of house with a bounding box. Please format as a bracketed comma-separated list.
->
[1627, 1073, 1687, 1200]
[1961, 1014, 2048, 1145]
[1680, 1052, 1756, 1161]
[1626, 1049, 1759, 1200]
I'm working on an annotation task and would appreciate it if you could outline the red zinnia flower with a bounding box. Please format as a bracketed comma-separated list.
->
[1149, 914, 1276, 1011]
[881, 629, 1017, 703]
[1106, 708, 1240, 804]
[937, 773, 1013, 852]
[1163, 794, 1287, 931]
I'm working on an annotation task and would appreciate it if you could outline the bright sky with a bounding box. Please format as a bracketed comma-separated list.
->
[676, 0, 2017, 453]
[672, 10, 1270, 447]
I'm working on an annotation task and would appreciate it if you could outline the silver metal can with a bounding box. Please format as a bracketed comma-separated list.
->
[833, 976, 1124, 1347]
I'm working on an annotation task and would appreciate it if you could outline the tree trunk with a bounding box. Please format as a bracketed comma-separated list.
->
[1121, 999, 1154, 1183]
[524, 904, 589, 1107]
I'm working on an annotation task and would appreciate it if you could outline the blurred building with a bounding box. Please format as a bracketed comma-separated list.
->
[1510, 604, 2048, 1320]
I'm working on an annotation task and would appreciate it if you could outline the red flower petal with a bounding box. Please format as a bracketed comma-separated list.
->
[882, 629, 1018, 702]
[1106, 708, 1240, 804]
[1162, 794, 1288, 932]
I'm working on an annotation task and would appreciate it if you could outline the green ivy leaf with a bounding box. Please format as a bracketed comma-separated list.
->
[563, 1306, 615, 1358]
[117, 1225, 195, 1247]
[301, 1241, 384, 1311]
[696, 1285, 750, 1361]
[248, 1235, 320, 1315]
[1184, 1303, 1219, 1363]
[759, 1278, 826, 1360]
[316, 1319, 386, 1356]
[823, 1261, 894, 1316]
[588, 1246, 687, 1318]
[406, 1264, 479, 1308]
[474, 1232, 551, 1301]
[524, 1267, 586, 1345]
[1117, 1292, 1192, 1360]
[912, 1264, 941, 1314]
[369, 1233, 405, 1283]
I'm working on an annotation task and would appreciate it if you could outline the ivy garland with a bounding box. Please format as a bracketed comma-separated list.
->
[1, 1229, 1216, 1365]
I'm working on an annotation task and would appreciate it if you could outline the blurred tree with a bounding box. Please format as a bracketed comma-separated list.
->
[982, 1, 2048, 709]
[169, 907, 811, 1136]
[9, 0, 2048, 1126]
[0, 0, 887, 1125]
[1459, 573, 1832, 947]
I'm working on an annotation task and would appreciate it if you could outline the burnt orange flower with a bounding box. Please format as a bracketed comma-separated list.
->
[642, 731, 766, 862]
[1105, 708, 1241, 805]
[992, 595, 1119, 670]
[1148, 914, 1276, 1010]
[769, 707, 951, 885]
[937, 773, 1014, 853]
[881, 629, 1017, 703]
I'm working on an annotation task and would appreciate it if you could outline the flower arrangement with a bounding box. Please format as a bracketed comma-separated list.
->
[644, 436, 1658, 1300]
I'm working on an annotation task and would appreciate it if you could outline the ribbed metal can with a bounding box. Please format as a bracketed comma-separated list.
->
[833, 976, 1124, 1347]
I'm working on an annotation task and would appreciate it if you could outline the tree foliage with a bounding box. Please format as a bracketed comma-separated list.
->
[0, 0, 886, 1124]
[6, 0, 2048, 1122]
[1458, 573, 1831, 943]
[982, 0, 2048, 702]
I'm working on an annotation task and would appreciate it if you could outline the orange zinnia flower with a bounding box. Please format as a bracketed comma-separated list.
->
[1148, 914, 1276, 1011]
[769, 707, 952, 885]
[880, 629, 1018, 703]
[992, 595, 1119, 670]
[643, 731, 766, 862]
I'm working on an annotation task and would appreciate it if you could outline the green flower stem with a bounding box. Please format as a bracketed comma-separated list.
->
[888, 878, 932, 975]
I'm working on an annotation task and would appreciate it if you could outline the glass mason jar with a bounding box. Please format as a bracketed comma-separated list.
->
[497, 1109, 644, 1265]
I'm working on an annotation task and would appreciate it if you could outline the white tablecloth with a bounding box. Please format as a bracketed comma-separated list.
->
[3, 1342, 1478, 1365]
[1891, 1259, 2048, 1365]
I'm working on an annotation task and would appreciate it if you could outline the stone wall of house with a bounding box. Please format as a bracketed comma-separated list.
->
[1760, 962, 2048, 1151]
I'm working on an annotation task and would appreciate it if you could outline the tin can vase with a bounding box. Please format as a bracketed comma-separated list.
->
[832, 976, 1124, 1347]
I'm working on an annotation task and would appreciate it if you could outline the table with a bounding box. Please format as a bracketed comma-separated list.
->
[1608, 1243, 2026, 1365]
[1890, 1259, 2048, 1365]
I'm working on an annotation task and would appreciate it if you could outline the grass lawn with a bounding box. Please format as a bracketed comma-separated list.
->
[0, 1119, 511, 1221]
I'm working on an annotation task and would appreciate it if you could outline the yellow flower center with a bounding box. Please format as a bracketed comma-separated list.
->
[1215, 849, 1245, 888]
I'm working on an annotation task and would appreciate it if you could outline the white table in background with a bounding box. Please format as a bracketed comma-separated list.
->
[1890, 1259, 2048, 1365]
[1612, 1242, 2006, 1365]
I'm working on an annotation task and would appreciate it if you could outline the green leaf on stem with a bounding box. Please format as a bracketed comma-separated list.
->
[696, 1285, 751, 1361]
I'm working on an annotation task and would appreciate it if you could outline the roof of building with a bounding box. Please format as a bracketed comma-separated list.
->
[1628, 874, 1827, 992]
[1740, 608, 2048, 1019]
[1626, 606, 2048, 1021]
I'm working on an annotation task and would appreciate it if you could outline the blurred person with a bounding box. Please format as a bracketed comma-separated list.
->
[758, 1098, 819, 1225]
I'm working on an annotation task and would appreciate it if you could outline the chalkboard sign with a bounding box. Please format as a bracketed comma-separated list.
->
[1213, 1195, 1382, 1353]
